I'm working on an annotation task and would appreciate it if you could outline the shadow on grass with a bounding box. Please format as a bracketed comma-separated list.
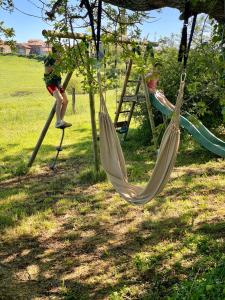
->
[105, 215, 225, 299]
[0, 138, 93, 181]
[1, 204, 224, 299]
[0, 166, 225, 299]
[0, 125, 224, 299]
[0, 181, 118, 299]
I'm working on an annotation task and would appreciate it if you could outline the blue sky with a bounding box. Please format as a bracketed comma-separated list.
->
[0, 0, 183, 42]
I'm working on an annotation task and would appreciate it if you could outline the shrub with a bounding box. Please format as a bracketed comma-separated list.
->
[135, 41, 224, 145]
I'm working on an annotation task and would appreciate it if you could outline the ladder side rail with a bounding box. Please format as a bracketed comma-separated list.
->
[114, 59, 133, 124]
[123, 101, 136, 140]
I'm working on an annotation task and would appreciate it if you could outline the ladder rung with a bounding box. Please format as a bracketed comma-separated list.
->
[119, 110, 131, 114]
[137, 95, 146, 101]
[123, 95, 137, 102]
[114, 121, 128, 128]
[116, 127, 128, 134]
[128, 80, 140, 83]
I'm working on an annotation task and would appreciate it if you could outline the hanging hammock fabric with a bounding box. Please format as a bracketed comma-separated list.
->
[98, 72, 185, 205]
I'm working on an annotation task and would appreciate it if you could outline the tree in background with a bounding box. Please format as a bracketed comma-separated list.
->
[0, 0, 15, 47]
[135, 16, 225, 145]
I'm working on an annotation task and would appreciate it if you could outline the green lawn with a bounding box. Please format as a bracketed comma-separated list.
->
[0, 55, 108, 180]
[0, 55, 225, 300]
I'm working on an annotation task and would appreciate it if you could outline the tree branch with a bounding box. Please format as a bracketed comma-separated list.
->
[102, 0, 225, 23]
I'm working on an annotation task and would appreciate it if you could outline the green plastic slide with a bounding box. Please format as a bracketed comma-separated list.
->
[149, 93, 225, 158]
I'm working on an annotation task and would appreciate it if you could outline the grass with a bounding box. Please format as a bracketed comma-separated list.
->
[0, 54, 225, 299]
[0, 55, 108, 180]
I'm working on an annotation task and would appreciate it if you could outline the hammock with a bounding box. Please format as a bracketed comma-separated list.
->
[98, 72, 185, 205]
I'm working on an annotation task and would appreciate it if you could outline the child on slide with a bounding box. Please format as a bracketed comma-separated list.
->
[146, 63, 174, 110]
[44, 47, 72, 129]
[145, 62, 161, 93]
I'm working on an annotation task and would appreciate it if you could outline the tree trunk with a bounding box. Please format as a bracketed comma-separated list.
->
[103, 0, 224, 22]
[85, 49, 100, 174]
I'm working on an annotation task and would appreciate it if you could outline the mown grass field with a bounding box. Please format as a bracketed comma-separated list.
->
[0, 55, 225, 300]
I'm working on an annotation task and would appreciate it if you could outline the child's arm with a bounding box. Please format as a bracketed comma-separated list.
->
[145, 72, 153, 81]
[44, 65, 54, 75]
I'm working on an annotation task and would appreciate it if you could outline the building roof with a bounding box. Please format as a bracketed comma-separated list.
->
[0, 41, 11, 46]
[0, 44, 11, 49]
[27, 39, 45, 46]
[17, 43, 31, 49]
[15, 39, 51, 50]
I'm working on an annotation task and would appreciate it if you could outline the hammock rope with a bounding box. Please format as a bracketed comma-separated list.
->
[98, 71, 186, 204]
[83, 0, 192, 204]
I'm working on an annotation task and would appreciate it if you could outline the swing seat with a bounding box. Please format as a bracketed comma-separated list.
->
[58, 125, 66, 129]
[115, 121, 128, 134]
[58, 124, 71, 129]
[56, 146, 63, 151]
[117, 126, 128, 134]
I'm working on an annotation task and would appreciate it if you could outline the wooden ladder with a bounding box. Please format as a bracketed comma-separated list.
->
[114, 58, 146, 140]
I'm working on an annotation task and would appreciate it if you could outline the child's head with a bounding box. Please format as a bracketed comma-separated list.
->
[149, 62, 160, 79]
[153, 62, 162, 73]
[52, 46, 58, 54]
[51, 46, 61, 60]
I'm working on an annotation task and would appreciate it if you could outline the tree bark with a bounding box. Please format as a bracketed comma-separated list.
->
[103, 0, 224, 22]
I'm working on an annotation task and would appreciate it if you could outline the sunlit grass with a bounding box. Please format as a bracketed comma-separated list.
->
[0, 55, 119, 180]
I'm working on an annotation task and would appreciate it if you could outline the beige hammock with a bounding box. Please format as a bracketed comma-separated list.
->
[98, 72, 185, 205]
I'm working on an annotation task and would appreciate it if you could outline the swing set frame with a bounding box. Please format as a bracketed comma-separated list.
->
[27, 29, 157, 172]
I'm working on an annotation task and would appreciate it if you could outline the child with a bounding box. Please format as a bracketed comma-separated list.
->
[146, 63, 175, 110]
[44, 47, 72, 129]
[145, 62, 161, 93]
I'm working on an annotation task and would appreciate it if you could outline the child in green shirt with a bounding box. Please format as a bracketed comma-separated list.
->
[44, 47, 72, 129]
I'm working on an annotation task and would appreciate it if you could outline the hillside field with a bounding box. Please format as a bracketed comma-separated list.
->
[0, 55, 225, 300]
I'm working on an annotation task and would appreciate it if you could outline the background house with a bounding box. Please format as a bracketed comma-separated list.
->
[16, 43, 31, 55]
[15, 39, 51, 56]
[0, 39, 51, 56]
[0, 42, 12, 54]
[27, 39, 51, 55]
